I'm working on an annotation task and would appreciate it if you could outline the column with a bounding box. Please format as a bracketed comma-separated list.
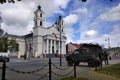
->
[62, 41, 65, 54]
[54, 40, 56, 53]
[50, 39, 52, 53]
[43, 40, 46, 54]
[46, 39, 49, 53]
[61, 41, 63, 54]
[58, 41, 60, 54]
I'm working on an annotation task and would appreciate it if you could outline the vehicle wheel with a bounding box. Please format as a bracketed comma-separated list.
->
[95, 60, 101, 67]
[67, 60, 73, 66]
[88, 60, 95, 67]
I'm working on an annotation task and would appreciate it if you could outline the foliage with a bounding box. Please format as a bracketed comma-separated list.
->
[0, 37, 8, 52]
[0, 29, 8, 52]
[0, 29, 4, 37]
[0, 0, 21, 4]
[97, 63, 120, 78]
[59, 76, 88, 80]
[8, 38, 19, 53]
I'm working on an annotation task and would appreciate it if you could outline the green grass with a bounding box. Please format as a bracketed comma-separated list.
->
[59, 76, 88, 80]
[96, 63, 120, 78]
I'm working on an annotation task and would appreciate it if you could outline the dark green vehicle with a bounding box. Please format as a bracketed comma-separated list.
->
[66, 43, 102, 67]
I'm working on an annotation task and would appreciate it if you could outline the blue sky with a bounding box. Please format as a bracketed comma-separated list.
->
[0, 0, 120, 48]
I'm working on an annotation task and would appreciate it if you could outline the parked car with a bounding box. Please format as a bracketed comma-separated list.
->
[0, 56, 9, 62]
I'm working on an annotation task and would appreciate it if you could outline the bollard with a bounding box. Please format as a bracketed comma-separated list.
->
[49, 58, 51, 80]
[74, 63, 76, 78]
[2, 61, 6, 80]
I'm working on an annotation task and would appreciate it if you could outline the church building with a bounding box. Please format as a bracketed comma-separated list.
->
[3, 5, 67, 58]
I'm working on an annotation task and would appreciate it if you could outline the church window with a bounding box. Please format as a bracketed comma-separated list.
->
[40, 21, 42, 26]
[58, 28, 59, 31]
[40, 13, 42, 17]
[35, 21, 37, 26]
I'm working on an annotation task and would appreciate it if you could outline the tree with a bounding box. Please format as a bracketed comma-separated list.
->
[0, 0, 21, 4]
[0, 29, 8, 52]
[8, 38, 19, 53]
[0, 29, 4, 37]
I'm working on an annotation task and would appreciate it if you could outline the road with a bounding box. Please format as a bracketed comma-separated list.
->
[0, 56, 120, 80]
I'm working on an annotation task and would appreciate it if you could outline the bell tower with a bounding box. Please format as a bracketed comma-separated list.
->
[34, 5, 44, 27]
[55, 16, 64, 33]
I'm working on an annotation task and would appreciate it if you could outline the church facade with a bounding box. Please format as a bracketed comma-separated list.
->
[7, 5, 67, 58]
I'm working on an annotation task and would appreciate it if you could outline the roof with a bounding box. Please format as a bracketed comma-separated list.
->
[7, 34, 24, 38]
[24, 33, 33, 38]
[70, 42, 81, 48]
[69, 42, 102, 49]
[80, 43, 102, 49]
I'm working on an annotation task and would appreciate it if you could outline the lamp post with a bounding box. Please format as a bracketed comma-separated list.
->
[105, 37, 111, 52]
[57, 16, 62, 66]
[118, 42, 120, 47]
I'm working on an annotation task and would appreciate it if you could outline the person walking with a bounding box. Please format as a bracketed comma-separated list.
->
[104, 51, 109, 65]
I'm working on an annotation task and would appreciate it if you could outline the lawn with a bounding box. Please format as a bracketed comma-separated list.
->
[59, 76, 88, 80]
[96, 63, 120, 79]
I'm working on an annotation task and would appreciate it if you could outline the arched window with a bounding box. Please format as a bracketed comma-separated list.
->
[40, 13, 42, 17]
[40, 21, 42, 26]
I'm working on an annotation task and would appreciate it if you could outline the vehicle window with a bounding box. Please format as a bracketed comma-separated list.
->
[74, 51, 79, 54]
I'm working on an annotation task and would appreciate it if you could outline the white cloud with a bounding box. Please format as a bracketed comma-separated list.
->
[63, 14, 79, 43]
[85, 30, 97, 37]
[76, 25, 120, 48]
[54, 0, 70, 9]
[64, 27, 74, 43]
[100, 3, 120, 21]
[0, 0, 66, 35]
[74, 8, 88, 14]
[64, 14, 79, 26]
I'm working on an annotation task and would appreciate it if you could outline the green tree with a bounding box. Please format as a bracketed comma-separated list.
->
[0, 0, 21, 4]
[8, 39, 19, 53]
[0, 29, 8, 52]
[0, 28, 4, 37]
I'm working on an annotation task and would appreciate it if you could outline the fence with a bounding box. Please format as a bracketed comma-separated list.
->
[0, 58, 76, 80]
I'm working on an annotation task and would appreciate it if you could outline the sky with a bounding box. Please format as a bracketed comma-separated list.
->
[0, 0, 120, 48]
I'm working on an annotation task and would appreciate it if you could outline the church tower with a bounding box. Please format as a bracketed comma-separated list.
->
[33, 5, 45, 57]
[34, 5, 44, 27]
[55, 16, 64, 33]
[33, 5, 45, 36]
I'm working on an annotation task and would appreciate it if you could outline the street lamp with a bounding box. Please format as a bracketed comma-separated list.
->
[118, 42, 120, 47]
[105, 37, 111, 52]
[57, 16, 63, 66]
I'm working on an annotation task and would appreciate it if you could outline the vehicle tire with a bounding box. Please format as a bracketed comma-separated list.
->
[88, 60, 95, 67]
[67, 60, 73, 66]
[95, 60, 101, 67]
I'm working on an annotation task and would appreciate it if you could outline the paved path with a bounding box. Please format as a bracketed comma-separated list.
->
[0, 56, 120, 80]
